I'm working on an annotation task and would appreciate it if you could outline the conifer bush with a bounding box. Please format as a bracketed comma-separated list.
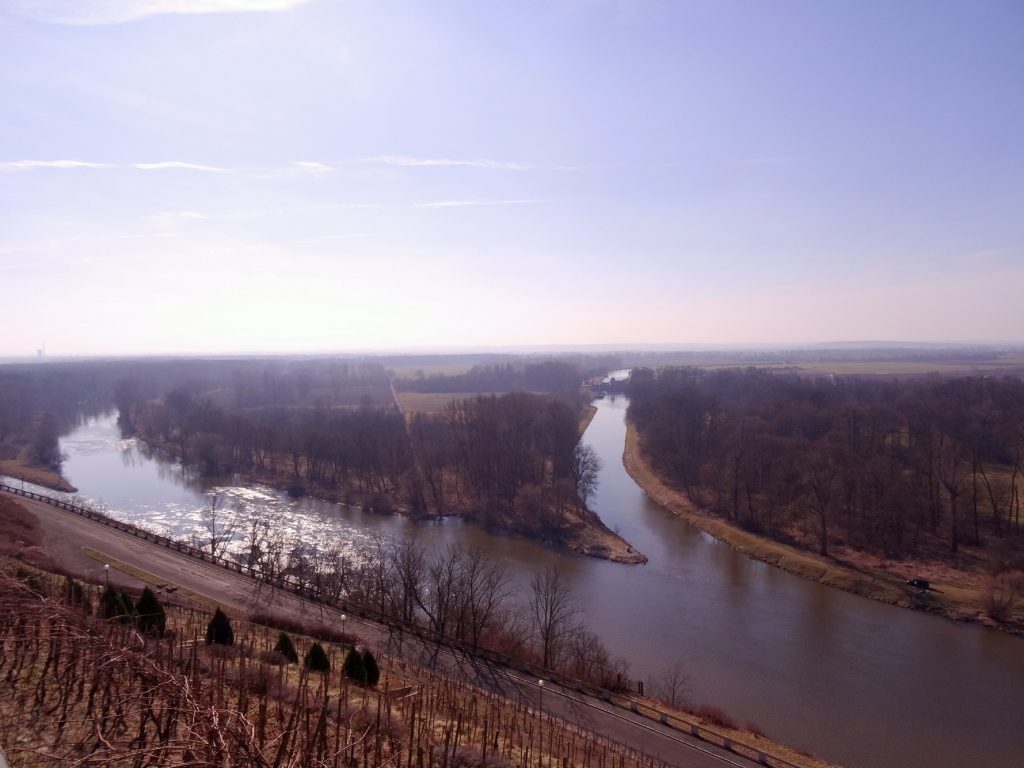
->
[305, 642, 330, 672]
[362, 649, 380, 687]
[274, 631, 299, 664]
[100, 585, 132, 622]
[135, 587, 166, 637]
[343, 647, 366, 684]
[206, 607, 234, 646]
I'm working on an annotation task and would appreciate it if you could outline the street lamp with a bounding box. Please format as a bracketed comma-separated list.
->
[537, 679, 545, 716]
[341, 614, 347, 637]
[104, 564, 110, 587]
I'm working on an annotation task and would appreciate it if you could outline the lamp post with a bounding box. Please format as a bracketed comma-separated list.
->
[104, 564, 110, 587]
[537, 679, 545, 717]
[341, 614, 347, 638]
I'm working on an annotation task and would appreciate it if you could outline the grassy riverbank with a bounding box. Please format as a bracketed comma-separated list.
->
[623, 421, 1024, 633]
[0, 452, 77, 493]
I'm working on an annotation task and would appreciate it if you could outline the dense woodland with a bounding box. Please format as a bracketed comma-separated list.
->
[628, 368, 1024, 574]
[126, 387, 601, 540]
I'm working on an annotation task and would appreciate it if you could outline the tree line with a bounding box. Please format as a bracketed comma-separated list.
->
[628, 368, 1024, 566]
[399, 357, 618, 395]
[129, 388, 600, 540]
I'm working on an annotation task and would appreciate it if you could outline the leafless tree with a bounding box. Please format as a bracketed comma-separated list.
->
[529, 564, 577, 669]
[198, 491, 237, 559]
[571, 443, 602, 505]
[651, 662, 691, 707]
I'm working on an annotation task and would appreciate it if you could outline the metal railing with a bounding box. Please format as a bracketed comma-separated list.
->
[1, 480, 800, 768]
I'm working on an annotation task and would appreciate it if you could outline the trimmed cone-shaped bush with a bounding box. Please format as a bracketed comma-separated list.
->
[305, 642, 331, 673]
[135, 587, 166, 637]
[362, 649, 380, 687]
[100, 585, 131, 623]
[342, 647, 366, 685]
[118, 591, 136, 624]
[205, 607, 234, 646]
[274, 631, 299, 664]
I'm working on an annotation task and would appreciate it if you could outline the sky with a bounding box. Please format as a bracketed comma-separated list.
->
[1, 0, 1022, 356]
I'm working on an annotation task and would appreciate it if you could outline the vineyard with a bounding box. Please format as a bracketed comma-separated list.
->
[0, 559, 676, 768]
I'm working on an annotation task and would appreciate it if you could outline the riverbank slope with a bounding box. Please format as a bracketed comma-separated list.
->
[0, 451, 77, 493]
[623, 421, 1024, 633]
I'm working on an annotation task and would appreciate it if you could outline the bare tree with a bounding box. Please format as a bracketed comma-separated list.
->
[571, 443, 602, 505]
[529, 564, 577, 669]
[651, 662, 691, 707]
[457, 546, 512, 646]
[198, 491, 236, 559]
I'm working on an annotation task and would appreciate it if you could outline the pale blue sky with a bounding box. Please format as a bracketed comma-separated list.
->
[1, 0, 1022, 355]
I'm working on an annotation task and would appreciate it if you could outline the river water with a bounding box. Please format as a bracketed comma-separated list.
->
[27, 398, 1024, 768]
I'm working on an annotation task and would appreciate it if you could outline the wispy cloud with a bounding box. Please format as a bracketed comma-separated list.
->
[291, 233, 373, 246]
[132, 161, 227, 172]
[415, 198, 561, 209]
[2, 155, 784, 176]
[5, 0, 315, 26]
[0, 159, 328, 177]
[354, 155, 530, 171]
[0, 159, 114, 170]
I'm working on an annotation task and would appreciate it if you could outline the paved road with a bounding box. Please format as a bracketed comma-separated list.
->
[8, 490, 767, 768]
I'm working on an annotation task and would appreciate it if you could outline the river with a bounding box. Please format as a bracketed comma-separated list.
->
[26, 398, 1024, 768]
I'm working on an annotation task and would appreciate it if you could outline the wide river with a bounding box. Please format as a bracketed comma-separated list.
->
[33, 398, 1024, 768]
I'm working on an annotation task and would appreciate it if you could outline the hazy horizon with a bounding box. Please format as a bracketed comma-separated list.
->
[2, 0, 1022, 356]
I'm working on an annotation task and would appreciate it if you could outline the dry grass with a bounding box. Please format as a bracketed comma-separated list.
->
[578, 405, 598, 436]
[395, 392, 480, 415]
[0, 456, 77, 492]
[0, 495, 50, 566]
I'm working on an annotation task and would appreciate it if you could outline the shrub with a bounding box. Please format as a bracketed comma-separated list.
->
[286, 477, 307, 498]
[984, 570, 1024, 622]
[694, 704, 738, 730]
[100, 585, 132, 623]
[274, 631, 299, 664]
[368, 493, 394, 514]
[305, 642, 331, 673]
[362, 649, 380, 687]
[206, 607, 234, 646]
[343, 647, 366, 685]
[135, 587, 166, 637]
[119, 590, 136, 622]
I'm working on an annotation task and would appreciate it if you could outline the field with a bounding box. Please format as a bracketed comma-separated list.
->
[388, 363, 478, 379]
[395, 391, 478, 415]
[620, 350, 1024, 377]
